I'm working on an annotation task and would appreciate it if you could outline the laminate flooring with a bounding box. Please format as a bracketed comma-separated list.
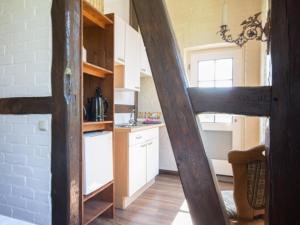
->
[92, 175, 263, 225]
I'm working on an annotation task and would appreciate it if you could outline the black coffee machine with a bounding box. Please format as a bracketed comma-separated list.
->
[84, 87, 108, 122]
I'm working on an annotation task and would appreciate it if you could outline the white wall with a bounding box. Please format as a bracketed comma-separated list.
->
[0, 0, 52, 224]
[0, 115, 52, 225]
[0, 0, 52, 98]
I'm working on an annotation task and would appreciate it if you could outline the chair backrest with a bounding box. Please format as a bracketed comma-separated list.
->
[228, 145, 266, 220]
[247, 160, 266, 210]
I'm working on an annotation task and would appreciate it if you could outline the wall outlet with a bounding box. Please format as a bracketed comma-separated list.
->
[38, 120, 48, 131]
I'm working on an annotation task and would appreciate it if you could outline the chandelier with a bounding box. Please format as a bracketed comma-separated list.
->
[218, 1, 271, 47]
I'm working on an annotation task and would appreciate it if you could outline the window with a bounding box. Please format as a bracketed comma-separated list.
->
[198, 58, 233, 123]
[188, 46, 244, 129]
[198, 59, 233, 88]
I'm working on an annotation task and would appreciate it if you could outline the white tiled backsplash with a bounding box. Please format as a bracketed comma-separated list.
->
[115, 113, 131, 125]
[115, 91, 135, 125]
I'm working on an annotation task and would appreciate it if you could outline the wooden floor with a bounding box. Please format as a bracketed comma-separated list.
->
[92, 175, 263, 225]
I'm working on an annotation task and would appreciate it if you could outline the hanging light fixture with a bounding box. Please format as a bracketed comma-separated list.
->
[218, 0, 271, 47]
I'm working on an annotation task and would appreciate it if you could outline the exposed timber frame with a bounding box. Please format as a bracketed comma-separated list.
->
[51, 0, 81, 224]
[0, 97, 52, 114]
[1, 0, 299, 224]
[268, 1, 300, 225]
[188, 87, 272, 117]
[133, 0, 300, 225]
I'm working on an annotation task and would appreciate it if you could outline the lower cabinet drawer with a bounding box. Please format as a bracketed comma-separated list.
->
[129, 128, 159, 146]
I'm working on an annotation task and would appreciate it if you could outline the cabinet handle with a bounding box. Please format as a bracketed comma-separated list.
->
[140, 144, 147, 148]
[117, 57, 124, 62]
[147, 142, 153, 146]
[141, 68, 146, 72]
[136, 136, 142, 140]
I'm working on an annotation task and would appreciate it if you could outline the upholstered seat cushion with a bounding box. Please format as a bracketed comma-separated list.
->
[222, 190, 237, 218]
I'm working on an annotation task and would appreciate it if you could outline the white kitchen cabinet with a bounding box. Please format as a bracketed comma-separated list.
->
[114, 15, 126, 65]
[115, 126, 161, 209]
[125, 24, 140, 91]
[128, 144, 147, 196]
[115, 24, 141, 91]
[140, 39, 152, 77]
[146, 138, 159, 182]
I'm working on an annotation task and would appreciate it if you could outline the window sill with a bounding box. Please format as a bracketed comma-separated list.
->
[200, 122, 233, 132]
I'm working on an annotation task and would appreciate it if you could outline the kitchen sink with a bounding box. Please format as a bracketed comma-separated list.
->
[116, 124, 140, 128]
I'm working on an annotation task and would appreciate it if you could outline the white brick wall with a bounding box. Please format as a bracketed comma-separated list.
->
[0, 115, 52, 225]
[0, 0, 53, 225]
[0, 0, 52, 98]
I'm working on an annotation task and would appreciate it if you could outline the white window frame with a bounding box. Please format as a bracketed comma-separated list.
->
[186, 45, 245, 132]
[185, 45, 246, 176]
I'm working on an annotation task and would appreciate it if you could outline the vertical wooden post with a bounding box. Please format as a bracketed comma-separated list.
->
[269, 1, 300, 225]
[51, 0, 81, 224]
[132, 1, 228, 225]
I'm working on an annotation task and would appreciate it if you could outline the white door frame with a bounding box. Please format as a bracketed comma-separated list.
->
[187, 45, 245, 176]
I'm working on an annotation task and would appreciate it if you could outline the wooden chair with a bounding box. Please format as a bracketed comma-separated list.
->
[222, 145, 266, 225]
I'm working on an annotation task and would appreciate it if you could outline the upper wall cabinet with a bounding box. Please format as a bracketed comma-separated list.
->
[124, 24, 141, 91]
[140, 39, 152, 77]
[114, 15, 126, 65]
[115, 22, 141, 91]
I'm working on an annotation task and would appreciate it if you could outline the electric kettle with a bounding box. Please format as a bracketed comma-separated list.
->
[85, 87, 108, 122]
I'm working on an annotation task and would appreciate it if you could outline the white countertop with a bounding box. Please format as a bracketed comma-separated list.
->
[115, 123, 165, 133]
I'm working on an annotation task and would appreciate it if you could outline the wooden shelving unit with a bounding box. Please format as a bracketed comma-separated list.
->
[83, 121, 113, 133]
[81, 1, 115, 224]
[83, 1, 113, 28]
[84, 200, 113, 225]
[83, 62, 113, 78]
[83, 181, 114, 202]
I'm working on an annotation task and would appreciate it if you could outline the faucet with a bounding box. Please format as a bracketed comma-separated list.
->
[129, 108, 137, 126]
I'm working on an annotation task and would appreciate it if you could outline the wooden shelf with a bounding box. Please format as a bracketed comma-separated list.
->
[81, 2, 115, 224]
[83, 181, 114, 203]
[83, 121, 113, 132]
[83, 1, 113, 29]
[84, 200, 113, 225]
[83, 62, 113, 78]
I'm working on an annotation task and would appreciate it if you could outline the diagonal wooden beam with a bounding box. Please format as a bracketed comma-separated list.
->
[0, 97, 52, 114]
[188, 87, 272, 117]
[133, 0, 229, 225]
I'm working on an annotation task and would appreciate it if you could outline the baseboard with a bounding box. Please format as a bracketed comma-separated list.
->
[217, 175, 233, 183]
[122, 179, 155, 209]
[159, 170, 233, 184]
[159, 169, 179, 176]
